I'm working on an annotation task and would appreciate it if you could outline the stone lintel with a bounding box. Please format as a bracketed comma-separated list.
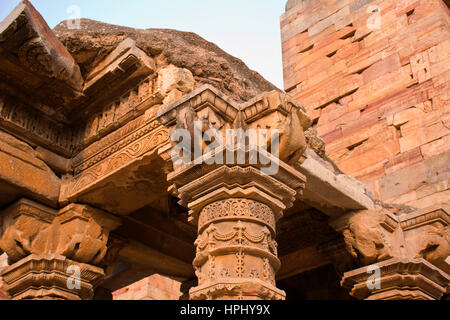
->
[296, 150, 375, 214]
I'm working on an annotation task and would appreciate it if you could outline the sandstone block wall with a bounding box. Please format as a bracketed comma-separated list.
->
[281, 0, 450, 207]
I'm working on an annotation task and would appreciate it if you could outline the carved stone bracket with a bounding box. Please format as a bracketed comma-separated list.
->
[330, 204, 450, 299]
[0, 198, 121, 300]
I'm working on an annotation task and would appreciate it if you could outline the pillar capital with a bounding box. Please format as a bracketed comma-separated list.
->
[166, 149, 306, 300]
[0, 198, 121, 299]
[341, 258, 450, 300]
[0, 254, 104, 300]
[330, 204, 450, 299]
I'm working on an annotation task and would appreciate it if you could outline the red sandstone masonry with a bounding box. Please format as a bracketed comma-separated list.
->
[282, 0, 450, 207]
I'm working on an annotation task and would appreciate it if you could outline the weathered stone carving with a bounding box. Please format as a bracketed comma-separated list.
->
[0, 96, 74, 156]
[241, 90, 312, 166]
[1, 254, 104, 300]
[341, 258, 450, 300]
[336, 204, 450, 299]
[44, 204, 121, 265]
[333, 208, 394, 266]
[0, 0, 83, 113]
[156, 64, 195, 105]
[157, 86, 308, 300]
[0, 199, 57, 264]
[0, 199, 121, 265]
[0, 198, 121, 300]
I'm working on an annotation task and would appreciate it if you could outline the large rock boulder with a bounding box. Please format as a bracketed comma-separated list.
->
[53, 19, 279, 103]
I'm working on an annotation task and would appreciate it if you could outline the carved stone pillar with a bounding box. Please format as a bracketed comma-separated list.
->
[332, 204, 450, 300]
[0, 198, 121, 300]
[155, 85, 311, 300]
[168, 159, 306, 300]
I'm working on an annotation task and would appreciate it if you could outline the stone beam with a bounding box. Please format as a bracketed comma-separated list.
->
[277, 246, 331, 280]
[0, 130, 60, 207]
[295, 148, 375, 215]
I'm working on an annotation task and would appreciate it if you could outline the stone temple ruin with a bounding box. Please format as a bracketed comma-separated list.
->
[0, 0, 448, 300]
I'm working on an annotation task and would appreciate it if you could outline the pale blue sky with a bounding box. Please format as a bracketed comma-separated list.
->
[0, 0, 287, 89]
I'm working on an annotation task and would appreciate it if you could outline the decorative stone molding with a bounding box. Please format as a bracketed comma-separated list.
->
[0, 96, 74, 156]
[0, 0, 83, 114]
[83, 38, 155, 96]
[61, 119, 169, 201]
[341, 258, 450, 300]
[0, 254, 104, 300]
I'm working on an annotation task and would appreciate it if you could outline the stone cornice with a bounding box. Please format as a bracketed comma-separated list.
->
[399, 204, 450, 231]
[156, 84, 239, 126]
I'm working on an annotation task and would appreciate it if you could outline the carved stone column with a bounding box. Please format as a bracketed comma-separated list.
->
[333, 204, 450, 300]
[155, 86, 311, 300]
[168, 157, 306, 300]
[0, 198, 121, 300]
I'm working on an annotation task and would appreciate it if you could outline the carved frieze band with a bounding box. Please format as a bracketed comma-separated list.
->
[0, 96, 73, 155]
[65, 122, 169, 197]
[198, 199, 276, 234]
[73, 76, 162, 151]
